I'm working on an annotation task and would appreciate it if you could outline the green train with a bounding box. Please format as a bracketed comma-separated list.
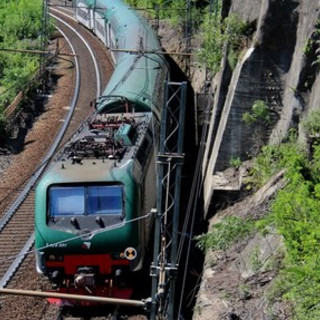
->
[35, 0, 168, 301]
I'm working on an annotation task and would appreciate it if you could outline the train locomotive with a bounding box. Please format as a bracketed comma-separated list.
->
[35, 0, 168, 301]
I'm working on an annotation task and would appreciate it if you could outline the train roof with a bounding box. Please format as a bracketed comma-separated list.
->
[63, 109, 151, 161]
[40, 109, 152, 186]
[79, 0, 168, 118]
[101, 52, 165, 114]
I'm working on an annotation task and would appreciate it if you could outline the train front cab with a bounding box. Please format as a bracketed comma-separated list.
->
[35, 177, 142, 299]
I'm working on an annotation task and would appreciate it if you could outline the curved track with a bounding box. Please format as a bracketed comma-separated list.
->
[0, 24, 81, 289]
[0, 7, 113, 319]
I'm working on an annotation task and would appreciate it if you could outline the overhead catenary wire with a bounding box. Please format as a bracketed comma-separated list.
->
[176, 85, 215, 263]
[0, 48, 75, 56]
[110, 47, 193, 56]
[175, 87, 214, 318]
[0, 211, 154, 265]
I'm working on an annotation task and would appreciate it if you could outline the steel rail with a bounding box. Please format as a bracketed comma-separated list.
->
[0, 26, 80, 235]
[49, 5, 78, 23]
[50, 11, 101, 98]
[0, 48, 76, 56]
[0, 233, 35, 288]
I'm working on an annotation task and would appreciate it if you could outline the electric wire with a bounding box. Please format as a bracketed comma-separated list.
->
[177, 87, 213, 263]
[176, 89, 213, 318]
[0, 211, 154, 264]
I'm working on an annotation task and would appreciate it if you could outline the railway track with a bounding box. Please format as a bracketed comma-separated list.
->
[0, 6, 113, 319]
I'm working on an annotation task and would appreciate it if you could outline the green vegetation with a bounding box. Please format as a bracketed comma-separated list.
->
[243, 116, 320, 318]
[302, 109, 320, 137]
[242, 100, 270, 125]
[265, 141, 320, 319]
[197, 108, 320, 318]
[0, 0, 44, 130]
[125, 0, 188, 25]
[125, 1, 249, 74]
[195, 216, 254, 251]
[303, 20, 320, 65]
[248, 131, 304, 188]
[195, 1, 223, 75]
[249, 245, 262, 273]
[229, 155, 241, 169]
[197, 6, 248, 73]
[238, 283, 252, 300]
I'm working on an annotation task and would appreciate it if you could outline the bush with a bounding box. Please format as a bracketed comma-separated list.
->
[197, 6, 248, 74]
[196, 7, 224, 74]
[242, 100, 270, 125]
[229, 156, 241, 169]
[195, 216, 254, 252]
[125, 0, 187, 24]
[0, 0, 44, 113]
[302, 109, 320, 137]
[251, 131, 320, 318]
[249, 133, 306, 188]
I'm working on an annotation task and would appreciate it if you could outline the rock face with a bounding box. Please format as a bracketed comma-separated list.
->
[158, 1, 320, 318]
[223, 0, 320, 143]
[198, 0, 320, 211]
[190, 0, 320, 319]
[211, 0, 320, 169]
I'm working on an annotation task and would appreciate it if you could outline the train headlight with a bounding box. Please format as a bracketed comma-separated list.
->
[47, 254, 63, 261]
[48, 254, 56, 261]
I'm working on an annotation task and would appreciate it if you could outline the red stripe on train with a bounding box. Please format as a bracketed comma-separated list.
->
[46, 254, 129, 274]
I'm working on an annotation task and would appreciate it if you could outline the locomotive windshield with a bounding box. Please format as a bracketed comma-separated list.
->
[48, 185, 123, 217]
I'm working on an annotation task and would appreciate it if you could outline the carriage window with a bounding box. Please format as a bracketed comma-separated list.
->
[49, 186, 85, 216]
[87, 186, 122, 215]
[48, 185, 123, 217]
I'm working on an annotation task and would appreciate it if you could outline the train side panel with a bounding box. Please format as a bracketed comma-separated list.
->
[93, 11, 107, 46]
[74, 1, 94, 29]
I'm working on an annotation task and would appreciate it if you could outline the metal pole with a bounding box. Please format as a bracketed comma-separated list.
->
[150, 81, 170, 320]
[150, 81, 187, 319]
[168, 82, 187, 319]
[0, 288, 145, 308]
[41, 0, 49, 94]
[185, 0, 191, 77]
[0, 48, 76, 56]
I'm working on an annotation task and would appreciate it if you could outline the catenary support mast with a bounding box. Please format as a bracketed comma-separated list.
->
[150, 81, 187, 319]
